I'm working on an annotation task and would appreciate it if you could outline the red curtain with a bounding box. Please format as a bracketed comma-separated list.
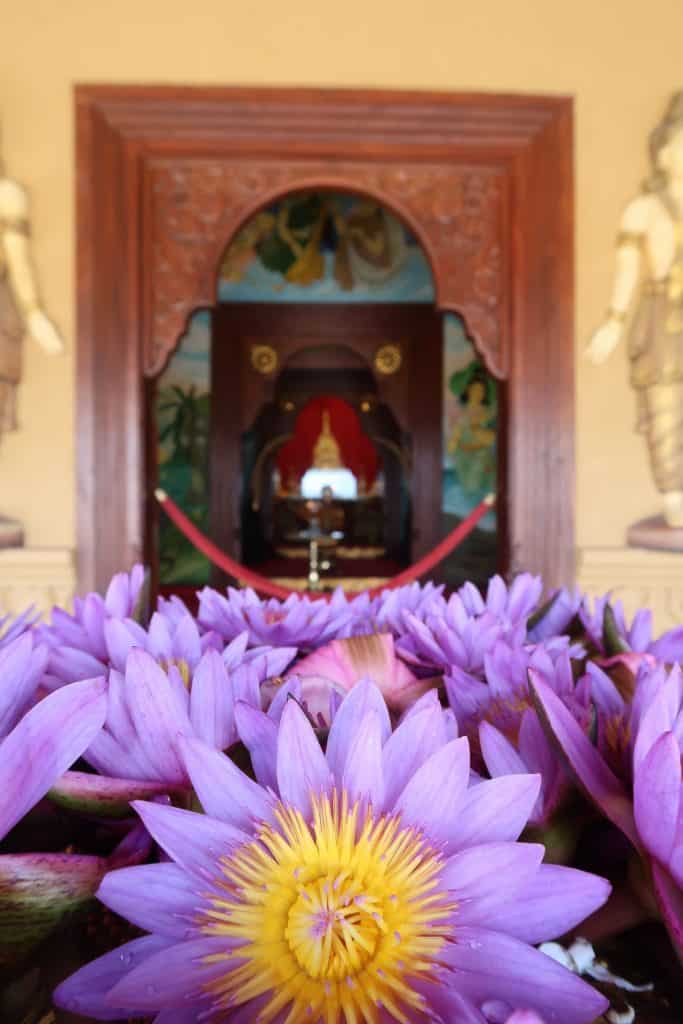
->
[277, 396, 379, 489]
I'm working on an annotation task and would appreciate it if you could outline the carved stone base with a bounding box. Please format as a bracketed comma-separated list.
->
[577, 546, 683, 634]
[0, 548, 75, 615]
[627, 516, 683, 552]
[0, 516, 24, 549]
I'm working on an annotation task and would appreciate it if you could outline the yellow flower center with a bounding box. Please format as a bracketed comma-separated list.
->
[159, 657, 191, 688]
[198, 790, 453, 1023]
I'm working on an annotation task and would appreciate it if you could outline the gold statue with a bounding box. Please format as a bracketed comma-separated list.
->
[313, 410, 343, 469]
[587, 92, 683, 531]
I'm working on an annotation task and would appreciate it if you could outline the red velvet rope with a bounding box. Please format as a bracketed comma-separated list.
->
[156, 489, 495, 600]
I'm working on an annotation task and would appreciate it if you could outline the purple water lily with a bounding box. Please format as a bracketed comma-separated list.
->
[104, 609, 221, 674]
[448, 642, 590, 829]
[55, 681, 609, 1023]
[580, 593, 683, 664]
[38, 564, 147, 687]
[396, 574, 543, 675]
[198, 585, 355, 648]
[353, 581, 447, 637]
[531, 670, 683, 954]
[78, 636, 297, 790]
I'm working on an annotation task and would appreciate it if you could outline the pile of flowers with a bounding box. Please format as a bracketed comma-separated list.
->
[0, 569, 682, 1022]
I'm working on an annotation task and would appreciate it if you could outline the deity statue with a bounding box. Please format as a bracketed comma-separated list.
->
[587, 92, 683, 539]
[1, 149, 63, 546]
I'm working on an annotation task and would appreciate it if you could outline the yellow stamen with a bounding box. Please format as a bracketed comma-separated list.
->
[198, 789, 453, 1023]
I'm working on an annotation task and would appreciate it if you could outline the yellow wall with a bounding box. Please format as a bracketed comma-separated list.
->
[2, 0, 683, 558]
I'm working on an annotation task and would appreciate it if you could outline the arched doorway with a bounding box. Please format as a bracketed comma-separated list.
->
[153, 189, 500, 594]
[75, 86, 573, 593]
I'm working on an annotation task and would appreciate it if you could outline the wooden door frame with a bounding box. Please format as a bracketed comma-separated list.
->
[76, 85, 574, 593]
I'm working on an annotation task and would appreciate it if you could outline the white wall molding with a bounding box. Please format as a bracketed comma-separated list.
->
[0, 548, 76, 616]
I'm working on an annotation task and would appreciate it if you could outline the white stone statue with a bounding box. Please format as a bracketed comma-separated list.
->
[1, 153, 63, 547]
[587, 93, 683, 539]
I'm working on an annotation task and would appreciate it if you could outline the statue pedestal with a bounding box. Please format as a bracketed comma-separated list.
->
[0, 516, 24, 549]
[627, 516, 683, 552]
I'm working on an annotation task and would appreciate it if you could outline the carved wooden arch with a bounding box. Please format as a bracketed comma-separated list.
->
[76, 86, 573, 592]
[148, 170, 503, 378]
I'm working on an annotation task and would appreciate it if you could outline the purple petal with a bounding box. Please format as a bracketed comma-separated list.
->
[440, 926, 608, 1024]
[382, 697, 447, 807]
[106, 937, 237, 1012]
[326, 679, 391, 783]
[530, 674, 640, 850]
[53, 935, 174, 1020]
[131, 800, 247, 881]
[479, 722, 528, 778]
[98, 862, 200, 938]
[234, 701, 278, 789]
[179, 735, 275, 829]
[104, 618, 141, 672]
[634, 731, 680, 871]
[0, 677, 107, 840]
[483, 864, 612, 944]
[0, 634, 46, 737]
[447, 775, 541, 851]
[276, 700, 332, 816]
[124, 650, 192, 783]
[393, 737, 470, 846]
[341, 710, 385, 811]
[189, 649, 235, 750]
[441, 842, 544, 923]
[652, 861, 683, 957]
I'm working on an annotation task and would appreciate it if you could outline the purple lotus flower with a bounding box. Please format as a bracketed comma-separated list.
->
[198, 585, 355, 648]
[527, 588, 583, 643]
[0, 606, 40, 650]
[79, 636, 296, 790]
[580, 593, 683, 664]
[38, 564, 147, 686]
[104, 609, 221, 675]
[0, 674, 107, 841]
[352, 581, 447, 637]
[449, 642, 590, 828]
[55, 681, 609, 1023]
[397, 574, 543, 675]
[531, 672, 683, 954]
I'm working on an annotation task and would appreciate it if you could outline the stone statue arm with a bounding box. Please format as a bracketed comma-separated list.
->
[585, 196, 649, 365]
[0, 180, 63, 355]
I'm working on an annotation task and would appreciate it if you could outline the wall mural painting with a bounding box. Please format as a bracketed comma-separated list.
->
[218, 193, 434, 304]
[155, 192, 498, 588]
[156, 312, 211, 586]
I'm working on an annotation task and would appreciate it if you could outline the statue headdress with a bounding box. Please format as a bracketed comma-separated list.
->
[645, 91, 683, 192]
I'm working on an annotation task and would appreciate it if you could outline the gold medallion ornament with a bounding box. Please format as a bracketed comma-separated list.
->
[374, 343, 402, 375]
[251, 344, 278, 375]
